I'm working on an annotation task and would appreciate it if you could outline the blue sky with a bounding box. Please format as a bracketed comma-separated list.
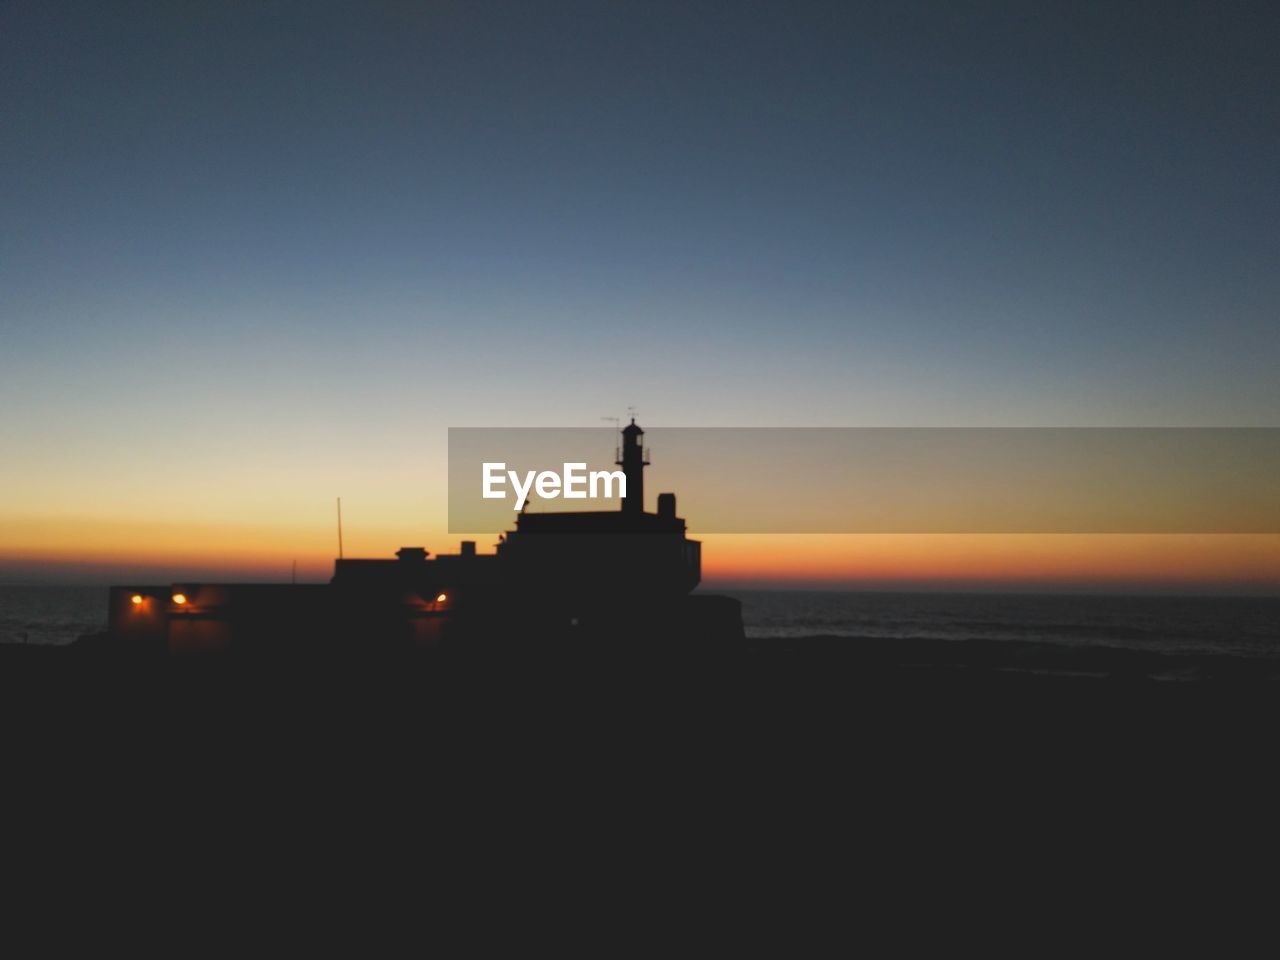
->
[2, 1, 1278, 580]
[4, 1, 1278, 429]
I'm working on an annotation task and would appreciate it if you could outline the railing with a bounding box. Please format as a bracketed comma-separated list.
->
[616, 445, 652, 465]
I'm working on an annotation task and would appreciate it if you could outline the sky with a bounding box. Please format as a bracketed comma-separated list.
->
[2, 0, 1278, 589]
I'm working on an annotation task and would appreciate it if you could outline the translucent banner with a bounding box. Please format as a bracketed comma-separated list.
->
[448, 428, 1280, 534]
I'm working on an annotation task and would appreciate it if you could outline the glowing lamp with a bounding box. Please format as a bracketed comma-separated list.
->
[172, 593, 188, 605]
[435, 593, 448, 603]
[131, 594, 143, 605]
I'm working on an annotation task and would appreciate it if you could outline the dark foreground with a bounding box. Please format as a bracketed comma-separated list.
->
[4, 634, 1277, 941]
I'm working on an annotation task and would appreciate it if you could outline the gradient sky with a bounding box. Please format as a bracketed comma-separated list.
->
[2, 1, 1278, 587]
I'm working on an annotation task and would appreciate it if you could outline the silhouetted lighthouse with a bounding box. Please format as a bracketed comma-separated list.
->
[102, 412, 721, 656]
[617, 418, 649, 514]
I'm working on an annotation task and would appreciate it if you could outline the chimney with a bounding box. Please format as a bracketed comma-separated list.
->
[460, 541, 476, 558]
[657, 493, 676, 519]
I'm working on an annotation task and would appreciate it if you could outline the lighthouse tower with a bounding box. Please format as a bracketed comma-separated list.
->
[617, 418, 649, 515]
[498, 416, 701, 598]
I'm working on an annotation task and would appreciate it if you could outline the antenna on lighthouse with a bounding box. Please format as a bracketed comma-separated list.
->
[602, 416, 621, 460]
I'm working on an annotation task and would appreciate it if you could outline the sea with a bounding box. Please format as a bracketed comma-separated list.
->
[2, 585, 1278, 659]
[726, 589, 1280, 660]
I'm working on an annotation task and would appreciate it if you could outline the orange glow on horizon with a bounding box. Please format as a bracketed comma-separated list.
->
[696, 533, 1280, 591]
[1, 512, 1277, 592]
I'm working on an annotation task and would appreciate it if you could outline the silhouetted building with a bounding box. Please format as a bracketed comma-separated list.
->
[103, 419, 732, 655]
[497, 419, 699, 596]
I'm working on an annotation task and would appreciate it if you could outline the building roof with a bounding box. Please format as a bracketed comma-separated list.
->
[513, 509, 683, 535]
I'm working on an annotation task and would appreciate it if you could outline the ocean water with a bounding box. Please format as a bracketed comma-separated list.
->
[727, 590, 1280, 660]
[2, 586, 1278, 659]
[0, 587, 109, 646]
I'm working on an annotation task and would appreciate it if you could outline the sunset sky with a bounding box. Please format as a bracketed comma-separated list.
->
[2, 1, 1278, 590]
